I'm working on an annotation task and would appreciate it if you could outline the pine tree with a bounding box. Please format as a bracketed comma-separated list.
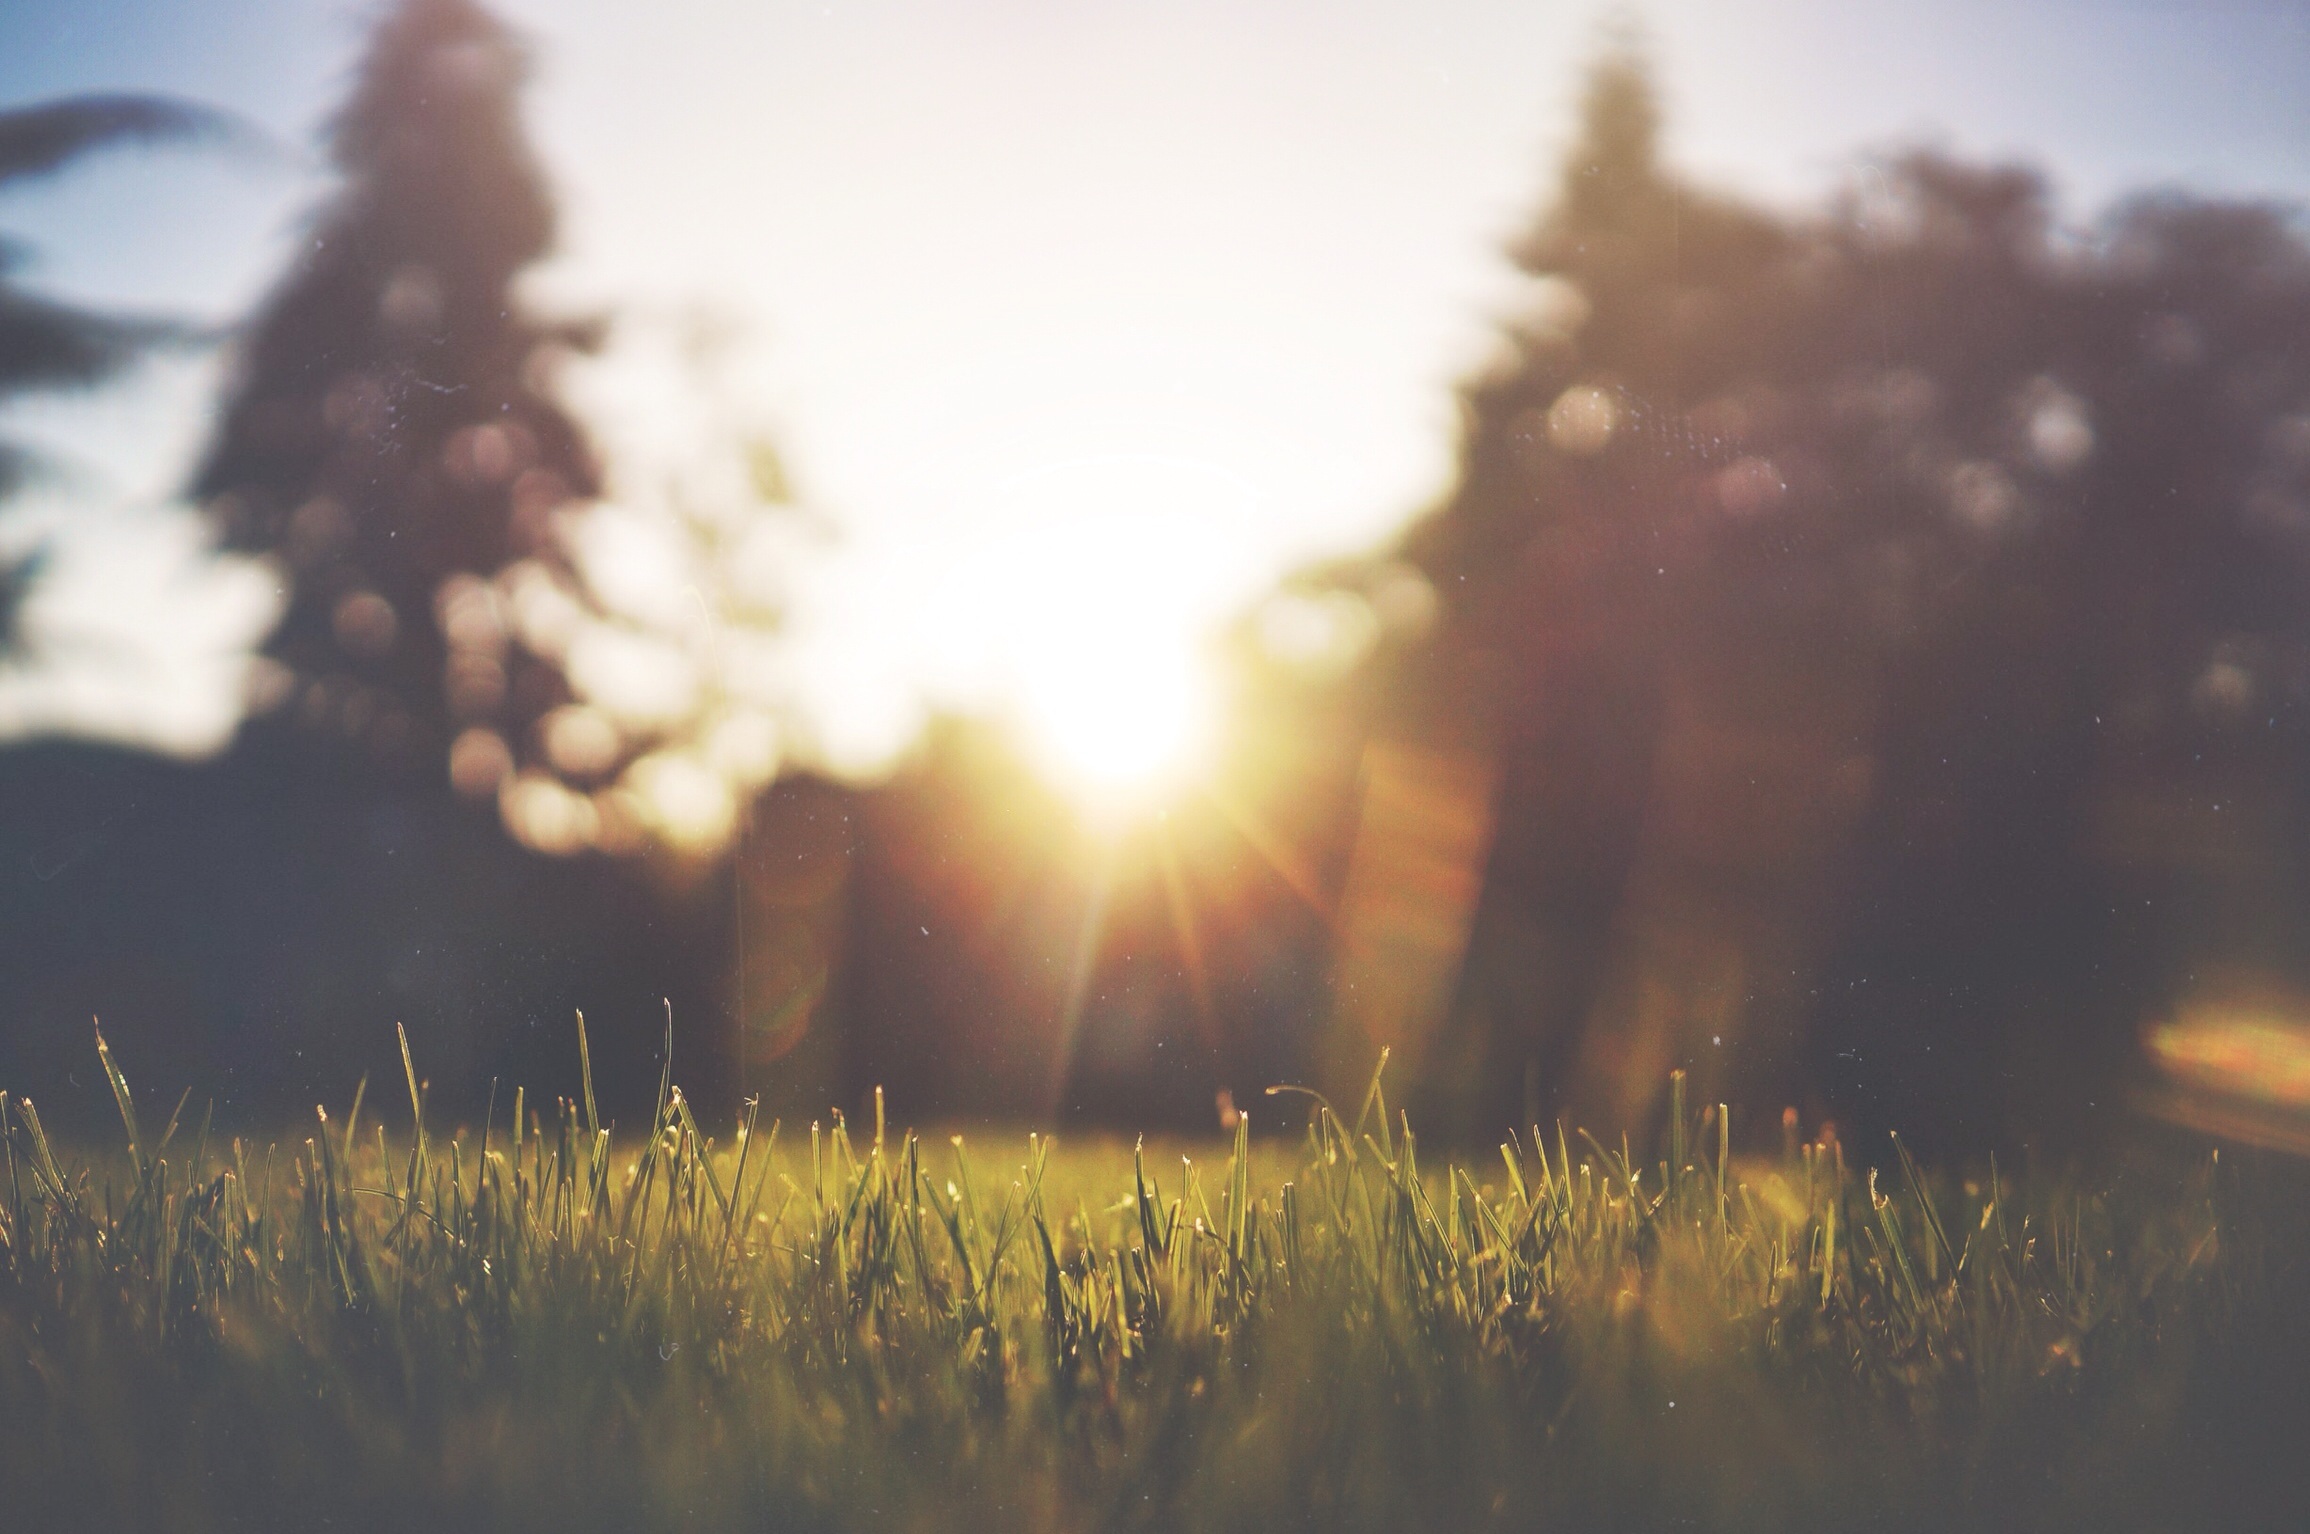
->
[195, 0, 596, 781]
[1, 94, 240, 645]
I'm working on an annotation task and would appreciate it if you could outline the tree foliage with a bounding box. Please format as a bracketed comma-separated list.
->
[194, 0, 801, 865]
[195, 0, 598, 783]
[1314, 48, 2310, 1143]
[0, 91, 239, 647]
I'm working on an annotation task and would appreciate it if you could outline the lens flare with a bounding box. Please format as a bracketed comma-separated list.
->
[2145, 994, 2310, 1156]
[2149, 1005, 2310, 1110]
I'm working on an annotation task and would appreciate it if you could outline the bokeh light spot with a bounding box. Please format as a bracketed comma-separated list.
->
[1548, 384, 1619, 456]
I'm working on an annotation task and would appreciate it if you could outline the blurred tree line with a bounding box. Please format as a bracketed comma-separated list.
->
[3, 16, 2308, 1151]
[1271, 50, 2310, 1149]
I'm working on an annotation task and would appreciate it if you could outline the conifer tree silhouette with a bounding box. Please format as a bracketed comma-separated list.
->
[196, 0, 596, 781]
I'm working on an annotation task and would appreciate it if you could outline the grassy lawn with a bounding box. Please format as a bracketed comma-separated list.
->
[2, 1027, 2305, 1532]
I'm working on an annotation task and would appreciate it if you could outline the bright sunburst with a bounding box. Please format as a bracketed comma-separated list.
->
[1014, 600, 1207, 802]
[921, 456, 1252, 814]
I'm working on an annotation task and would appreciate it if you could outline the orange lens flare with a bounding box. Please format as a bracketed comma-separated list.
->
[2148, 1008, 2310, 1110]
[2145, 998, 2310, 1156]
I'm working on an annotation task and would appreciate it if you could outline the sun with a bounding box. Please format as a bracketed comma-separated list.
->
[920, 456, 1251, 816]
[1012, 583, 1210, 807]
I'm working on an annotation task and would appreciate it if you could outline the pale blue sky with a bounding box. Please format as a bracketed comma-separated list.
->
[1, 0, 2304, 770]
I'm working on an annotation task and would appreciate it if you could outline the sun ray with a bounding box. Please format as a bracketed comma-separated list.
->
[1205, 782, 1333, 922]
[1048, 851, 1117, 1116]
[969, 829, 1068, 960]
[1153, 819, 1217, 1049]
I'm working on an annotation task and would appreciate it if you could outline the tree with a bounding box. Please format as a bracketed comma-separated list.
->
[1298, 48, 2310, 1147]
[473, 310, 802, 860]
[0, 94, 241, 644]
[195, 0, 598, 784]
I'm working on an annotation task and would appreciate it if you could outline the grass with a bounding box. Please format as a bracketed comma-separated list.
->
[2, 1022, 2305, 1533]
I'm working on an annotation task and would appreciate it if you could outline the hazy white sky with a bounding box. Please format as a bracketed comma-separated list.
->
[0, 0, 2304, 771]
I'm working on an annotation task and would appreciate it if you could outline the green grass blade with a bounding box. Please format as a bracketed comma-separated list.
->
[93, 1023, 142, 1174]
[575, 1010, 600, 1140]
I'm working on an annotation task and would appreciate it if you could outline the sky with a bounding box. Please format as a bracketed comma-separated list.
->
[0, 0, 2305, 780]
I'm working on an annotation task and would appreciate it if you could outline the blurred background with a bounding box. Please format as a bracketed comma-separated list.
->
[2, 0, 2308, 1154]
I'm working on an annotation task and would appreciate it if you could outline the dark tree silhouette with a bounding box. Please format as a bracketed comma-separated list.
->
[0, 7, 784, 1129]
[196, 0, 597, 783]
[0, 94, 240, 638]
[1298, 48, 2310, 1148]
